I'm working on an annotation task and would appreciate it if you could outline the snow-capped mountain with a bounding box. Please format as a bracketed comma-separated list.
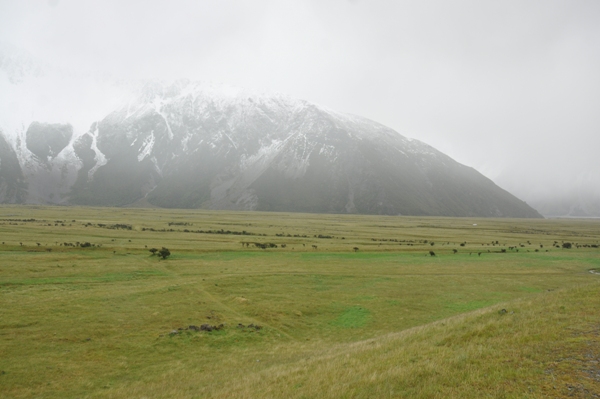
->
[0, 47, 541, 217]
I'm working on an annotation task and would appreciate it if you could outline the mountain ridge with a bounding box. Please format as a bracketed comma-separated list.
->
[0, 62, 541, 217]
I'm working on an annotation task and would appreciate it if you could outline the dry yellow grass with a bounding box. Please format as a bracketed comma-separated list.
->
[0, 205, 599, 398]
[113, 282, 599, 399]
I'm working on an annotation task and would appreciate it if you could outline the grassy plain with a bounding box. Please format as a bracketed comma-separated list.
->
[0, 205, 599, 398]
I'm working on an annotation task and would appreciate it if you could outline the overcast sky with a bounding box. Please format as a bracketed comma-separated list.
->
[1, 0, 599, 202]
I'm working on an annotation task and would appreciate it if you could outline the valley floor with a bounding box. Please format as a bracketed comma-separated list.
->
[0, 206, 599, 398]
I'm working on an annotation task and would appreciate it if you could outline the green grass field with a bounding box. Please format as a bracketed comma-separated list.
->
[0, 205, 599, 398]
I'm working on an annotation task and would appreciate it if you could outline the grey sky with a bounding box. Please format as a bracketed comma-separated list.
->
[1, 0, 599, 202]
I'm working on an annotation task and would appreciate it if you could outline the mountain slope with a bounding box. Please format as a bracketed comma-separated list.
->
[0, 76, 541, 217]
[0, 130, 27, 203]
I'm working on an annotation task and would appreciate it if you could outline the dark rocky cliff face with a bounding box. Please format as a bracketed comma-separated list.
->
[2, 81, 542, 217]
[0, 131, 27, 203]
[25, 122, 72, 161]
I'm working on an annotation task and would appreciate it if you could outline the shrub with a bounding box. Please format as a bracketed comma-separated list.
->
[158, 247, 171, 259]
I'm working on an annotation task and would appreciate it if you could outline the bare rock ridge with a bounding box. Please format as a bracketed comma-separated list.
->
[25, 122, 72, 161]
[0, 130, 27, 203]
[0, 80, 541, 217]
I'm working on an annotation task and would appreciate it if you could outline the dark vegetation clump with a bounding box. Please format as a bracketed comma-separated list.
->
[84, 222, 132, 230]
[253, 242, 277, 249]
[167, 322, 263, 337]
[189, 323, 224, 332]
[142, 227, 262, 236]
[169, 324, 225, 336]
[101, 223, 132, 230]
[562, 242, 572, 249]
[237, 323, 262, 331]
[55, 241, 100, 248]
[147, 247, 170, 258]
[372, 238, 402, 242]
[158, 247, 171, 259]
[276, 233, 309, 238]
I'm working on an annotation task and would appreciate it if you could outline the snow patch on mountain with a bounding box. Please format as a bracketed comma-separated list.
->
[88, 125, 107, 180]
[137, 132, 155, 162]
[240, 138, 285, 171]
[151, 97, 174, 140]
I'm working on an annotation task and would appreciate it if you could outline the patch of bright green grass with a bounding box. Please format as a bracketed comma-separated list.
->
[332, 306, 371, 328]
